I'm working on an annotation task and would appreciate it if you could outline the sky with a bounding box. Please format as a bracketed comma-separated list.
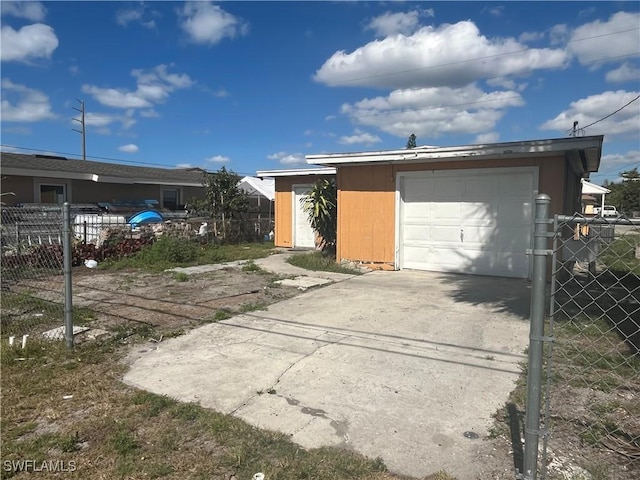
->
[1, 1, 639, 185]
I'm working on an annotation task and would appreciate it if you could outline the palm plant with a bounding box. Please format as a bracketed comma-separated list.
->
[301, 179, 337, 253]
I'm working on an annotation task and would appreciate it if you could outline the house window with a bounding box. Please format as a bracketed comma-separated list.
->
[162, 189, 180, 210]
[39, 184, 66, 204]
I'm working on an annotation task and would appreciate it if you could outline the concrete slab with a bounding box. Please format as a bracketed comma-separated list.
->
[124, 270, 530, 478]
[165, 260, 248, 275]
[252, 253, 356, 282]
[274, 276, 332, 290]
[42, 325, 90, 340]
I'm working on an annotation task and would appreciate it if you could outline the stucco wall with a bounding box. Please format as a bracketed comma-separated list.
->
[337, 154, 575, 267]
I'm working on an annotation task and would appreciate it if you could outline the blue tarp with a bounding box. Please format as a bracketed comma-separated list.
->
[128, 210, 164, 227]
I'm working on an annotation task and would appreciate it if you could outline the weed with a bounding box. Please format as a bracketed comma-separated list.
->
[239, 302, 267, 313]
[212, 309, 233, 321]
[485, 355, 495, 361]
[111, 427, 139, 455]
[241, 261, 265, 273]
[287, 251, 364, 274]
[172, 271, 189, 282]
[133, 392, 176, 417]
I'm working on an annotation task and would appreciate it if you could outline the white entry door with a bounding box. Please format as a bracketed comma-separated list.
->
[399, 167, 537, 278]
[293, 185, 315, 248]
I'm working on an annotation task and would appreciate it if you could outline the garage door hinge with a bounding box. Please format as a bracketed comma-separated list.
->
[525, 249, 553, 255]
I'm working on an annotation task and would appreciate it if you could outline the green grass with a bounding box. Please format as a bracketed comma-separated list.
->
[287, 251, 365, 275]
[241, 260, 266, 273]
[100, 237, 276, 272]
[599, 234, 640, 274]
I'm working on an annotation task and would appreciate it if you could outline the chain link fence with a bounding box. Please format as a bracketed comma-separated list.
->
[522, 198, 639, 479]
[1, 205, 68, 339]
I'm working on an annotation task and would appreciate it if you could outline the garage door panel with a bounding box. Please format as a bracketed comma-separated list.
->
[500, 173, 533, 196]
[400, 168, 535, 278]
[434, 179, 464, 198]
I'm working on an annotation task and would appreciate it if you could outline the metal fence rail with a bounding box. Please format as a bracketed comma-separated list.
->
[524, 202, 639, 479]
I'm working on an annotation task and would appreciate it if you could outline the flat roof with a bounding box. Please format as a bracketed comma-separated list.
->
[256, 167, 336, 178]
[306, 135, 604, 173]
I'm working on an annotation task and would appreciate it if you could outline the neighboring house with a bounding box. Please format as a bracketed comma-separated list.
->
[581, 179, 610, 215]
[256, 167, 336, 248]
[261, 135, 604, 278]
[238, 176, 276, 235]
[0, 152, 206, 209]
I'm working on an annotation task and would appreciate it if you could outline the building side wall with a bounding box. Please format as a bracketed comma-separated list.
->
[1, 175, 205, 208]
[337, 165, 396, 266]
[273, 175, 334, 248]
[1, 176, 34, 205]
[338, 155, 571, 267]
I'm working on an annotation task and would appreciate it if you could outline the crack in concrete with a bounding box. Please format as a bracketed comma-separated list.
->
[227, 330, 347, 416]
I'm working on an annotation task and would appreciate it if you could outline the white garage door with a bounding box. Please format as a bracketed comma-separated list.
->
[399, 167, 536, 278]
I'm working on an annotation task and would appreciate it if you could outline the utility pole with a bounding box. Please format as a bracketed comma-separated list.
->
[572, 121, 578, 137]
[72, 99, 86, 160]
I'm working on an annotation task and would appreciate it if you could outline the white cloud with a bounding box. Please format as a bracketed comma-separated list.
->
[340, 85, 524, 138]
[606, 62, 640, 84]
[116, 5, 158, 29]
[82, 85, 152, 109]
[365, 9, 433, 37]
[314, 20, 568, 89]
[212, 88, 229, 97]
[1, 24, 59, 62]
[118, 144, 139, 153]
[84, 110, 136, 130]
[484, 6, 505, 17]
[82, 64, 193, 109]
[69, 65, 79, 75]
[568, 12, 640, 66]
[597, 150, 640, 177]
[518, 31, 545, 43]
[540, 90, 640, 137]
[1, 1, 46, 22]
[1, 79, 56, 122]
[140, 109, 160, 118]
[475, 132, 500, 144]
[267, 151, 306, 165]
[178, 1, 249, 45]
[339, 129, 382, 145]
[206, 155, 230, 163]
[175, 163, 194, 169]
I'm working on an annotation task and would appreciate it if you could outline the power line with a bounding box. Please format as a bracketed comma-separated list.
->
[581, 95, 640, 131]
[71, 99, 86, 161]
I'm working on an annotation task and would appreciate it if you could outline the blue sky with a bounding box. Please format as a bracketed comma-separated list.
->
[1, 1, 639, 185]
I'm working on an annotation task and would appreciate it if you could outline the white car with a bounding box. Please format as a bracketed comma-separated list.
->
[594, 205, 618, 217]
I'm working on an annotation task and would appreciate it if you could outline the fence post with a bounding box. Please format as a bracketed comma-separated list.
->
[62, 202, 74, 349]
[522, 194, 551, 480]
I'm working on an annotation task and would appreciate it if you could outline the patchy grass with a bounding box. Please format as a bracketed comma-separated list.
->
[599, 234, 640, 274]
[493, 314, 639, 477]
[287, 251, 364, 275]
[241, 260, 266, 274]
[1, 292, 96, 337]
[100, 238, 276, 272]
[171, 271, 189, 282]
[1, 332, 407, 480]
[239, 301, 268, 313]
[211, 309, 233, 322]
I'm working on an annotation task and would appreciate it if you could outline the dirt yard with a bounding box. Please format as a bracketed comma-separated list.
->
[11, 264, 302, 341]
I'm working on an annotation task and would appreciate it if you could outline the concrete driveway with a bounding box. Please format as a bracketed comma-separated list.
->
[124, 269, 530, 478]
